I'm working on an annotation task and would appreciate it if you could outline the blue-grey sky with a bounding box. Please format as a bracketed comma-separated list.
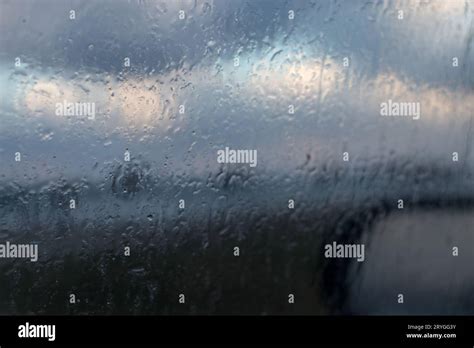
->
[0, 0, 473, 185]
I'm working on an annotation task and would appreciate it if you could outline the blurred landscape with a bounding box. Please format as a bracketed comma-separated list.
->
[0, 0, 473, 314]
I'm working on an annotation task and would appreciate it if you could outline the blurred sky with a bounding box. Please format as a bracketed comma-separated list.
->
[0, 0, 473, 184]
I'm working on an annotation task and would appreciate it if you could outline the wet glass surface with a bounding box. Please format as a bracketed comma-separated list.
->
[0, 0, 473, 314]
